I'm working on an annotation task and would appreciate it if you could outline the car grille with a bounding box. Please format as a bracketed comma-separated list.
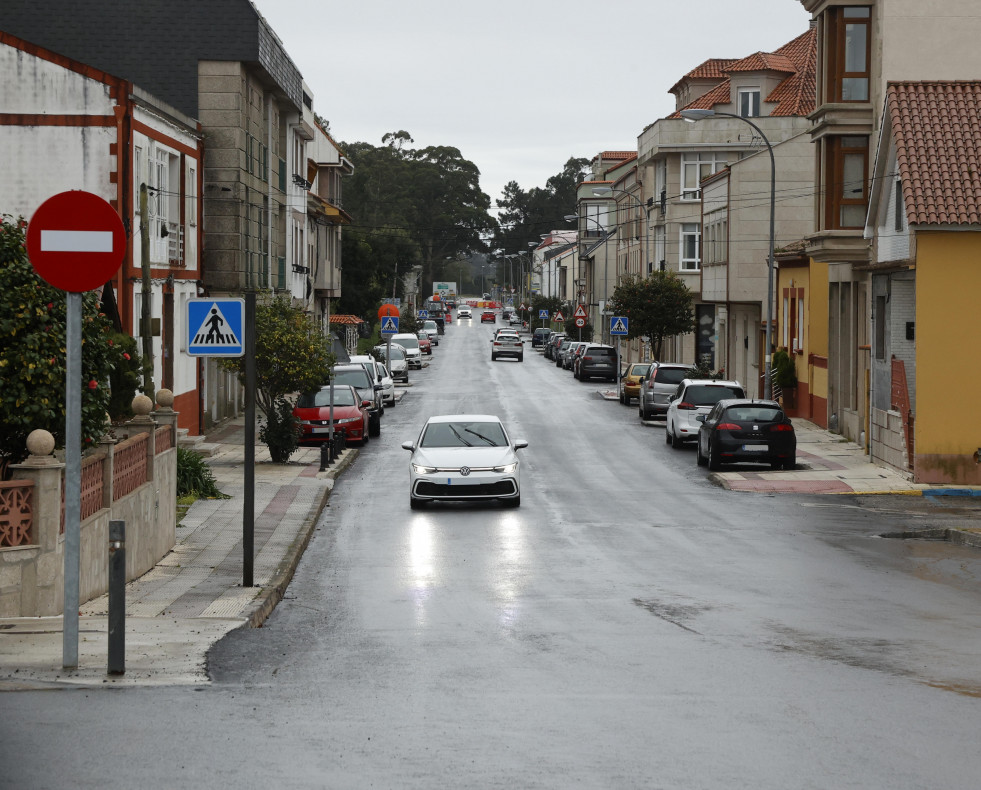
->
[415, 480, 517, 498]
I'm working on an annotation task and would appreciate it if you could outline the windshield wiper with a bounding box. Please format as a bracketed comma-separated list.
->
[464, 428, 497, 446]
[448, 424, 473, 446]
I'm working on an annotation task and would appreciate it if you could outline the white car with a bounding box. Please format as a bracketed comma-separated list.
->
[401, 415, 528, 509]
[390, 333, 423, 369]
[373, 344, 409, 383]
[457, 306, 472, 319]
[665, 378, 746, 448]
[348, 355, 394, 406]
[421, 320, 440, 345]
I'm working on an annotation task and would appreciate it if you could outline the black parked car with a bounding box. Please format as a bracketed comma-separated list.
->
[544, 333, 567, 361]
[696, 399, 796, 471]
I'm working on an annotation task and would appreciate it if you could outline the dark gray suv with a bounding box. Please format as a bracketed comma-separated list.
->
[332, 364, 384, 436]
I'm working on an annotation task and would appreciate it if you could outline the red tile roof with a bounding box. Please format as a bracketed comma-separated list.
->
[668, 27, 815, 118]
[329, 314, 364, 325]
[888, 81, 981, 226]
[592, 151, 636, 162]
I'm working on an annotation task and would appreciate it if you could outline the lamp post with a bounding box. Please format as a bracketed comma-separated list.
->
[681, 108, 775, 400]
[592, 186, 651, 280]
[566, 213, 614, 344]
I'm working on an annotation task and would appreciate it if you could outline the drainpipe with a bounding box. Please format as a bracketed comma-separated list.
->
[267, 94, 274, 291]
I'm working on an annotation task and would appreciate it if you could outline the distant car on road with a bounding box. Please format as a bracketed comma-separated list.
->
[696, 399, 796, 470]
[491, 334, 523, 362]
[480, 310, 496, 323]
[457, 306, 472, 319]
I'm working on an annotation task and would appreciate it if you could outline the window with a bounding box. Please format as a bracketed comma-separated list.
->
[654, 160, 667, 214]
[681, 152, 728, 200]
[584, 202, 605, 237]
[894, 178, 903, 232]
[681, 223, 700, 270]
[826, 7, 870, 102]
[824, 136, 869, 229]
[134, 146, 143, 211]
[654, 226, 665, 271]
[738, 88, 761, 118]
[187, 167, 197, 227]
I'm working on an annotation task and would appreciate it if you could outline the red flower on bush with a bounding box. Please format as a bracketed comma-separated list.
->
[88, 379, 98, 390]
[123, 353, 130, 361]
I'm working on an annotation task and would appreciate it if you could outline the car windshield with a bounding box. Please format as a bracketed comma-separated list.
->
[392, 337, 420, 351]
[420, 420, 508, 448]
[684, 385, 745, 405]
[629, 364, 652, 377]
[654, 367, 688, 385]
[723, 406, 784, 422]
[296, 387, 357, 408]
[333, 369, 370, 389]
[585, 348, 615, 357]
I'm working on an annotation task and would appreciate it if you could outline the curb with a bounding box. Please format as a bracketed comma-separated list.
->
[244, 448, 360, 629]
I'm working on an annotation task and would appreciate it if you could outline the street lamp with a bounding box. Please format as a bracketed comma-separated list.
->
[592, 186, 651, 279]
[565, 212, 614, 344]
[681, 107, 775, 400]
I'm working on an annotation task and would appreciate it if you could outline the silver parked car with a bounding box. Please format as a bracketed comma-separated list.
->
[637, 362, 690, 420]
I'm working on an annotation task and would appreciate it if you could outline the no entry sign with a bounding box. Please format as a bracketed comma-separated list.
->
[26, 191, 126, 292]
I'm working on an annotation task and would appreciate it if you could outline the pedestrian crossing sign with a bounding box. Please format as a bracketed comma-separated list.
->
[610, 316, 629, 336]
[539, 309, 549, 319]
[186, 298, 245, 357]
[381, 316, 399, 335]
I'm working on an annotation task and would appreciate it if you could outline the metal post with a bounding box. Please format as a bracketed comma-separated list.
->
[107, 519, 125, 675]
[63, 291, 82, 669]
[243, 292, 255, 587]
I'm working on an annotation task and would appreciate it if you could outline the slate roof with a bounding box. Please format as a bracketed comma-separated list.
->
[888, 81, 981, 226]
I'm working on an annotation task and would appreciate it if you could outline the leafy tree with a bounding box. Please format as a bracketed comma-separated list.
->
[608, 272, 696, 361]
[223, 292, 334, 419]
[337, 132, 496, 324]
[493, 157, 589, 257]
[0, 215, 129, 474]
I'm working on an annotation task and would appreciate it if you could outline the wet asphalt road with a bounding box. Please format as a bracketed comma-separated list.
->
[3, 316, 981, 789]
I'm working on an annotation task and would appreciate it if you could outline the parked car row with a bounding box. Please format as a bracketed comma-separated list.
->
[532, 327, 798, 472]
[293, 311, 455, 448]
[536, 330, 619, 382]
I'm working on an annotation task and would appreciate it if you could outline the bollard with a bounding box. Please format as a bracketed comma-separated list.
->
[320, 439, 331, 471]
[107, 519, 125, 676]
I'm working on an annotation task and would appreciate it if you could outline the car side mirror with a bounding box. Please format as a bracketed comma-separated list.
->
[362, 399, 373, 408]
[513, 439, 528, 449]
[401, 441, 415, 451]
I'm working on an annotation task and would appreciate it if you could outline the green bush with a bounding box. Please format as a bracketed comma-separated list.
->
[176, 447, 228, 499]
[259, 396, 300, 464]
[772, 349, 798, 388]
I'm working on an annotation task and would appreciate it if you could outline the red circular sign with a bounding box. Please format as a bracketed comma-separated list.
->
[378, 304, 400, 319]
[26, 191, 126, 292]
[575, 317, 586, 328]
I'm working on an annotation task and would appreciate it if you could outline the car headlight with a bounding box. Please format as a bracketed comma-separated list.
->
[335, 416, 360, 425]
[412, 464, 437, 474]
[493, 462, 518, 474]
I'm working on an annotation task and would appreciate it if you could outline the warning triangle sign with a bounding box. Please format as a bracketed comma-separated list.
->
[192, 302, 242, 347]
[554, 312, 564, 322]
[574, 304, 588, 318]
[611, 317, 628, 334]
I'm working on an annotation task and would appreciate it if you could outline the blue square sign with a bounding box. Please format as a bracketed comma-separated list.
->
[187, 299, 245, 357]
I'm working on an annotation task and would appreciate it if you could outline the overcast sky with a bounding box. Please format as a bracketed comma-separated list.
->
[252, 0, 812, 207]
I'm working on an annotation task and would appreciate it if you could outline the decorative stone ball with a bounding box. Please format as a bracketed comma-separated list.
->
[26, 429, 56, 457]
[132, 394, 154, 416]
[156, 389, 175, 409]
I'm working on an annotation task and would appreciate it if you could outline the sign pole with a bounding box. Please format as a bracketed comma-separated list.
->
[62, 291, 82, 669]
[243, 292, 255, 587]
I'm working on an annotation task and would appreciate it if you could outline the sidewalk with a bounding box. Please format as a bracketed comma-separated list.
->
[0, 415, 355, 689]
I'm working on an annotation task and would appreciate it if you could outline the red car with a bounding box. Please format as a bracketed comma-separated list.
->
[481, 310, 496, 323]
[416, 332, 432, 355]
[293, 385, 370, 447]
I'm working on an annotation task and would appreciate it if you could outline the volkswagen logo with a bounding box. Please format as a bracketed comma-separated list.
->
[459, 466, 471, 476]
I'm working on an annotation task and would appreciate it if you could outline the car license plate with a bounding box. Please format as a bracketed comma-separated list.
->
[742, 444, 767, 451]
[312, 427, 331, 434]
